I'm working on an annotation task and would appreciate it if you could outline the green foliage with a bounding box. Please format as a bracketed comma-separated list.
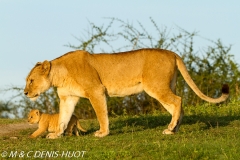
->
[1, 17, 239, 118]
[0, 87, 59, 118]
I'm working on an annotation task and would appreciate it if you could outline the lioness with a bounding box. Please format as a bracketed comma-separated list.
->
[28, 109, 86, 138]
[24, 49, 229, 139]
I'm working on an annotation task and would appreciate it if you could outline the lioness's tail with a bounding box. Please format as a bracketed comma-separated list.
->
[77, 121, 87, 132]
[176, 54, 229, 103]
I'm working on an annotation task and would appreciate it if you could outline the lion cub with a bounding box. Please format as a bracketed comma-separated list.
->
[28, 109, 86, 138]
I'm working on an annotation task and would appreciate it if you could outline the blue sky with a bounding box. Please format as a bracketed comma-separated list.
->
[0, 1, 240, 100]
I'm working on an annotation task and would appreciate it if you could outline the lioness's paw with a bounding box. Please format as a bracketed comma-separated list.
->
[46, 133, 60, 139]
[162, 129, 175, 135]
[94, 130, 109, 137]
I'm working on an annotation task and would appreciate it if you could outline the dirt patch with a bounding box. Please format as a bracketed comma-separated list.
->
[0, 122, 38, 136]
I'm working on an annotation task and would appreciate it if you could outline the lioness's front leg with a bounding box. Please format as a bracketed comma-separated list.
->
[88, 87, 109, 137]
[46, 96, 79, 139]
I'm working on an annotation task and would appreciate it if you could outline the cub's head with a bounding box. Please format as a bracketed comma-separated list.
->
[24, 60, 51, 101]
[28, 109, 41, 124]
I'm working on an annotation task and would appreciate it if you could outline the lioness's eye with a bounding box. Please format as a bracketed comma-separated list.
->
[30, 79, 34, 85]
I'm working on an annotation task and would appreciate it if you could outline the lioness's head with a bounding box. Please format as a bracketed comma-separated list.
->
[24, 60, 51, 101]
[28, 109, 41, 124]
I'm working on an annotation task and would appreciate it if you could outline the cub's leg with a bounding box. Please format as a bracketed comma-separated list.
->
[47, 96, 79, 139]
[146, 89, 184, 134]
[30, 127, 47, 138]
[65, 124, 74, 136]
[88, 86, 109, 137]
[73, 126, 79, 136]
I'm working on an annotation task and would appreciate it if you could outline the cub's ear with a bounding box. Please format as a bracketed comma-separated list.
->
[36, 110, 39, 116]
[41, 60, 51, 76]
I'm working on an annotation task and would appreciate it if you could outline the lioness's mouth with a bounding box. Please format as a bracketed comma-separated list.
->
[30, 94, 39, 98]
[29, 94, 39, 101]
[26, 93, 39, 98]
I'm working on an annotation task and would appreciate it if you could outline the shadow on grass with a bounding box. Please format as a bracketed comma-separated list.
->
[182, 115, 240, 127]
[106, 114, 240, 135]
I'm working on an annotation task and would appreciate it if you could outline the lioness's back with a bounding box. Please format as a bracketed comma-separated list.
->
[90, 48, 176, 81]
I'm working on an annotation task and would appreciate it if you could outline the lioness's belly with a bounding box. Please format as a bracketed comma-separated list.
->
[107, 83, 143, 97]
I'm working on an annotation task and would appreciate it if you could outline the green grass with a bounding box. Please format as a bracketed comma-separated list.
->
[0, 118, 26, 125]
[1, 100, 240, 159]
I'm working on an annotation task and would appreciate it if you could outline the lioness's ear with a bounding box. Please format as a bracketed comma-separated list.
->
[35, 62, 42, 66]
[41, 60, 51, 76]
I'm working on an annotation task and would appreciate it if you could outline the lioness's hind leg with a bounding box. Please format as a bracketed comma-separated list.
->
[146, 89, 183, 134]
[161, 101, 184, 134]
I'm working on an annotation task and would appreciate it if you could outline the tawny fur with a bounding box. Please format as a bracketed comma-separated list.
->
[28, 109, 86, 138]
[24, 49, 229, 138]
